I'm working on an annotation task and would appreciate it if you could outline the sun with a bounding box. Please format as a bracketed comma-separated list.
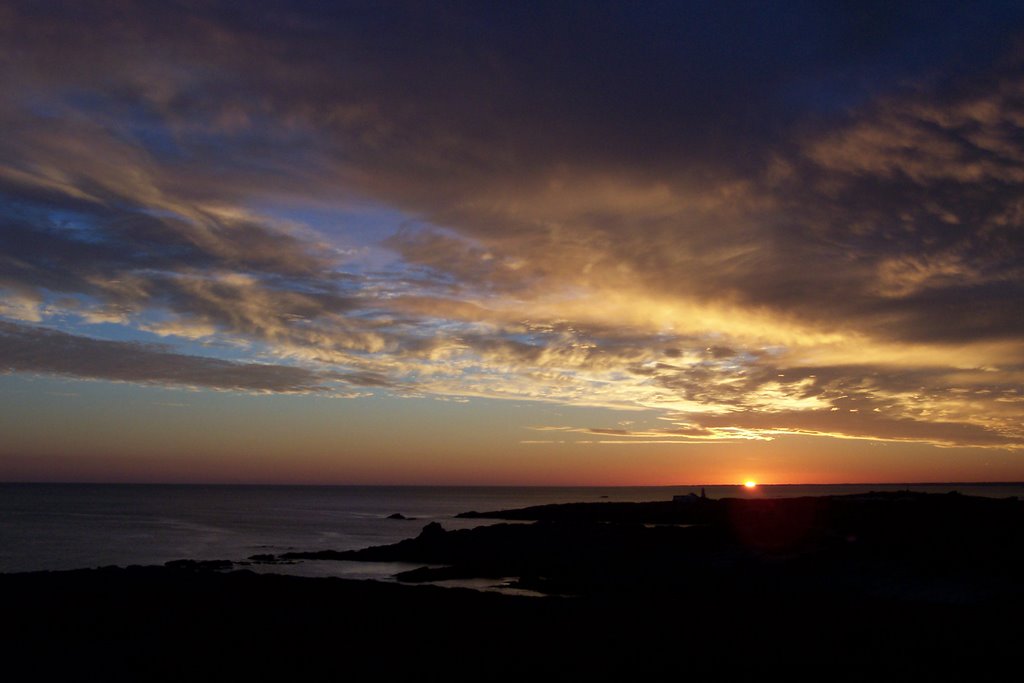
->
[744, 480, 757, 488]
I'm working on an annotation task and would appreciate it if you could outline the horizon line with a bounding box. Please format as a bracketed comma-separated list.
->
[2, 480, 1023, 488]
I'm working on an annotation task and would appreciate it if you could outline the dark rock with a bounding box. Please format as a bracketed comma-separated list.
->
[419, 521, 446, 539]
[354, 492, 1024, 601]
[387, 512, 416, 520]
[163, 559, 234, 572]
[248, 554, 278, 563]
[279, 549, 349, 561]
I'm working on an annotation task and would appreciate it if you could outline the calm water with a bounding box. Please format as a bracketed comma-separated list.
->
[2, 483, 1022, 578]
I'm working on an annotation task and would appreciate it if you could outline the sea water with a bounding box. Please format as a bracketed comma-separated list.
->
[2, 483, 1021, 577]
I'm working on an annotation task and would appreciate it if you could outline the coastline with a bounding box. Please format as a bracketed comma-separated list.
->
[3, 490, 1023, 680]
[4, 482, 1023, 575]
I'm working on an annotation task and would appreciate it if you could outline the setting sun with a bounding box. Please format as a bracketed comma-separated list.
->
[744, 480, 758, 488]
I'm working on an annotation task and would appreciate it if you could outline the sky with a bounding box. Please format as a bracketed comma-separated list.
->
[1, 1, 1023, 485]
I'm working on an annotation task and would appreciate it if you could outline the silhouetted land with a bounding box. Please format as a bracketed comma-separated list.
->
[3, 491, 1022, 680]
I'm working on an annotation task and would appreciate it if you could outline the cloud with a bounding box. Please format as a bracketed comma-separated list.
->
[695, 408, 1022, 450]
[526, 355, 1024, 449]
[0, 2, 1022, 451]
[0, 321, 335, 394]
[529, 423, 768, 444]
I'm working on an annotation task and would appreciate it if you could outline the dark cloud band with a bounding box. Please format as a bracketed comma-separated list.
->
[0, 321, 333, 394]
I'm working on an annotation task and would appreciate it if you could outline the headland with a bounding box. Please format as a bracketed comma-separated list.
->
[3, 490, 1021, 680]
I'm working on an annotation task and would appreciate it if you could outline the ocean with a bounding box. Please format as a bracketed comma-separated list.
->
[3, 482, 1022, 582]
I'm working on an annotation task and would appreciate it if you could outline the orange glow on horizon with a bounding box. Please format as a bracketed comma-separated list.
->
[744, 480, 758, 488]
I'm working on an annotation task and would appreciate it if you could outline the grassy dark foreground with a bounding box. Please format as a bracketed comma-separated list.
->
[3, 491, 1022, 680]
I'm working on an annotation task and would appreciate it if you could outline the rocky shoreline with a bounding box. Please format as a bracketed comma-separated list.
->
[3, 491, 1022, 680]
